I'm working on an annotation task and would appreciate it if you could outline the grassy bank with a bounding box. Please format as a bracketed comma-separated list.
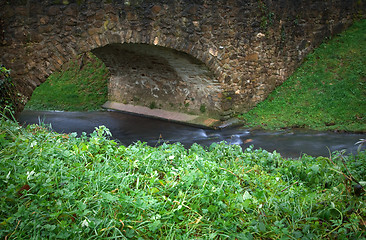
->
[25, 53, 109, 111]
[0, 115, 365, 239]
[240, 19, 366, 132]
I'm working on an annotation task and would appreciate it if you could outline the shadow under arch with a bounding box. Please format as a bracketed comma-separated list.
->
[92, 43, 223, 117]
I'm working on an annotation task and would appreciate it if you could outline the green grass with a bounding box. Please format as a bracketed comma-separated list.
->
[0, 66, 17, 114]
[0, 116, 365, 239]
[240, 19, 366, 132]
[25, 53, 109, 111]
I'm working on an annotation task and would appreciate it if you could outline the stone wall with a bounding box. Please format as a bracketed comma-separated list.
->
[92, 43, 222, 117]
[0, 0, 364, 117]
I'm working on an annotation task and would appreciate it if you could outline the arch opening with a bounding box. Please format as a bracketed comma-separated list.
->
[92, 43, 223, 117]
[24, 52, 110, 112]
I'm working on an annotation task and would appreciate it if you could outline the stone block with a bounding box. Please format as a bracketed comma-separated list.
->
[48, 6, 62, 16]
[64, 4, 78, 16]
[151, 5, 162, 15]
[14, 6, 27, 16]
[39, 16, 50, 25]
[88, 27, 102, 35]
[38, 25, 53, 34]
[65, 17, 77, 26]
[92, 34, 102, 46]
[95, 10, 105, 20]
[245, 53, 259, 62]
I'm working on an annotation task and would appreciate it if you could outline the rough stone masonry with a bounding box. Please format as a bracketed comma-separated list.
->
[0, 0, 364, 118]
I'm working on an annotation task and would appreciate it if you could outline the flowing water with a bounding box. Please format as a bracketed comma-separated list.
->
[17, 110, 365, 158]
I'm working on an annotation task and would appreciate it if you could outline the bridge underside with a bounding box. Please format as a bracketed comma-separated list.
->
[92, 44, 223, 118]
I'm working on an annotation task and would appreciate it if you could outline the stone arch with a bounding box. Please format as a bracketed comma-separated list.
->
[70, 29, 224, 117]
[94, 43, 222, 116]
[10, 26, 225, 118]
[79, 29, 222, 83]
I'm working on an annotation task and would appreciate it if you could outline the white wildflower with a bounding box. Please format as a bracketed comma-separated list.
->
[81, 218, 90, 228]
[27, 170, 35, 180]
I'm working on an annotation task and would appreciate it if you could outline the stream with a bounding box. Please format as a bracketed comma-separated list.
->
[17, 110, 365, 158]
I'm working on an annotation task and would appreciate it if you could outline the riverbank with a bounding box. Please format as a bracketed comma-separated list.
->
[240, 19, 366, 133]
[0, 116, 365, 239]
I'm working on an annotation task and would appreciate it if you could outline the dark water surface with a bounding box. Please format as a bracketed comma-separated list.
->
[17, 110, 365, 158]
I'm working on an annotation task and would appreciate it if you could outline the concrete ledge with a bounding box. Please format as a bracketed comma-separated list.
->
[102, 101, 222, 129]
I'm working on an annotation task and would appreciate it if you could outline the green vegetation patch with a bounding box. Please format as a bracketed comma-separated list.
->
[0, 66, 17, 115]
[25, 53, 109, 111]
[240, 19, 366, 132]
[0, 117, 365, 239]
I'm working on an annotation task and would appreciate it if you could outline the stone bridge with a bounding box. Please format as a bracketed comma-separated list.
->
[0, 0, 364, 119]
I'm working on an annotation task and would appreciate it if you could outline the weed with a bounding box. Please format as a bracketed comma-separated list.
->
[0, 66, 17, 115]
[149, 101, 157, 109]
[356, 139, 366, 153]
[0, 117, 365, 239]
[200, 104, 206, 113]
